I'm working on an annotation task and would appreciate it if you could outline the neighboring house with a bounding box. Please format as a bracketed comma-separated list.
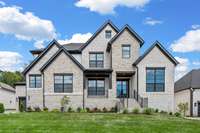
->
[0, 82, 16, 111]
[15, 20, 178, 112]
[175, 69, 200, 117]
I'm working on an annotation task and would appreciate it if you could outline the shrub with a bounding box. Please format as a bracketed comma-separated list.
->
[86, 107, 90, 113]
[132, 108, 140, 114]
[110, 106, 118, 113]
[43, 107, 48, 112]
[68, 107, 74, 113]
[76, 107, 82, 113]
[102, 107, 108, 113]
[178, 103, 188, 117]
[155, 109, 159, 113]
[51, 109, 60, 113]
[91, 107, 101, 113]
[27, 106, 33, 112]
[143, 108, 153, 115]
[80, 108, 87, 113]
[169, 112, 173, 115]
[122, 108, 129, 114]
[174, 112, 181, 117]
[19, 103, 24, 112]
[34, 107, 41, 112]
[0, 103, 5, 113]
[160, 110, 168, 114]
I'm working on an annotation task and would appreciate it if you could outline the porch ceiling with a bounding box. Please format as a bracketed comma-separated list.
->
[84, 69, 113, 77]
[116, 71, 135, 77]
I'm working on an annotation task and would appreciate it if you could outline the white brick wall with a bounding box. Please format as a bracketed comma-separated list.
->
[137, 46, 175, 112]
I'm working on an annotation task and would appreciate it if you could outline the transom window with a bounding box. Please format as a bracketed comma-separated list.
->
[54, 74, 73, 93]
[29, 75, 42, 88]
[146, 68, 165, 92]
[88, 79, 105, 96]
[89, 53, 104, 68]
[105, 30, 112, 39]
[122, 45, 131, 58]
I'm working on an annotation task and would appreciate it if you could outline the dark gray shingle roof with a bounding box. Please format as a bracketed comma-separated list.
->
[63, 43, 84, 51]
[175, 69, 200, 92]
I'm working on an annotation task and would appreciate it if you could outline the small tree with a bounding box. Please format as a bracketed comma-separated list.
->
[0, 103, 5, 113]
[60, 96, 70, 112]
[178, 102, 188, 117]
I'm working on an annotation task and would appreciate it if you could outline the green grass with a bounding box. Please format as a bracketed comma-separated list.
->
[0, 113, 200, 133]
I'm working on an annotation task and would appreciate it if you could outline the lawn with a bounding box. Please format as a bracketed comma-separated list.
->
[0, 113, 200, 133]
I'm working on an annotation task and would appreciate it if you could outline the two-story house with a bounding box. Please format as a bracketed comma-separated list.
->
[15, 20, 178, 112]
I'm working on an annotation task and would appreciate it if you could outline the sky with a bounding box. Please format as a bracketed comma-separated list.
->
[0, 0, 200, 80]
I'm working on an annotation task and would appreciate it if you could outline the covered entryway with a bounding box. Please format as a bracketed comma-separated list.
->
[19, 97, 26, 111]
[117, 80, 129, 98]
[198, 102, 200, 117]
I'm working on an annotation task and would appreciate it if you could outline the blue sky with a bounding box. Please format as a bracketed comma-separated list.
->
[0, 0, 200, 79]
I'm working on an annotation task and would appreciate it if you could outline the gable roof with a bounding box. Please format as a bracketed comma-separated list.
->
[175, 69, 200, 92]
[40, 46, 85, 72]
[80, 20, 119, 51]
[133, 41, 179, 66]
[22, 39, 61, 75]
[107, 24, 144, 51]
[0, 82, 15, 92]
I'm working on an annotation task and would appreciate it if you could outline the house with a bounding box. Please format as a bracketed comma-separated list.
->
[15, 20, 178, 112]
[175, 69, 200, 117]
[0, 82, 16, 111]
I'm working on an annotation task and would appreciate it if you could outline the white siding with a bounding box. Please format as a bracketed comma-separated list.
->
[0, 88, 15, 110]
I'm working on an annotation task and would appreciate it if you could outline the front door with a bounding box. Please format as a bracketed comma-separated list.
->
[19, 97, 26, 111]
[117, 80, 129, 98]
[198, 102, 200, 117]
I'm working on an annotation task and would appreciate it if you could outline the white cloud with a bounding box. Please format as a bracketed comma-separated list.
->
[191, 24, 200, 30]
[58, 33, 92, 44]
[144, 17, 163, 26]
[175, 57, 189, 81]
[75, 0, 150, 15]
[192, 61, 200, 66]
[0, 6, 57, 48]
[0, 51, 23, 71]
[0, 1, 5, 6]
[34, 40, 45, 49]
[170, 27, 200, 52]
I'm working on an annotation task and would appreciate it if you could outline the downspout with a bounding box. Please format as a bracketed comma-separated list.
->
[190, 88, 193, 117]
[83, 73, 85, 109]
[42, 72, 45, 108]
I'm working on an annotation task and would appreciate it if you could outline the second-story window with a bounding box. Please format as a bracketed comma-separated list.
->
[89, 52, 104, 68]
[122, 45, 131, 58]
[105, 30, 112, 39]
[29, 75, 42, 88]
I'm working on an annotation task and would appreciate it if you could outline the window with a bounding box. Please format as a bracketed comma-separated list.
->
[54, 74, 73, 93]
[105, 30, 112, 39]
[29, 75, 41, 88]
[88, 79, 105, 96]
[122, 45, 131, 58]
[89, 53, 104, 68]
[146, 68, 165, 92]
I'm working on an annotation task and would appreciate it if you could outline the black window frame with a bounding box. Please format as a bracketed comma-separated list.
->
[88, 79, 105, 96]
[122, 44, 131, 58]
[29, 74, 42, 88]
[105, 30, 112, 39]
[89, 52, 104, 68]
[146, 67, 165, 92]
[54, 73, 73, 93]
